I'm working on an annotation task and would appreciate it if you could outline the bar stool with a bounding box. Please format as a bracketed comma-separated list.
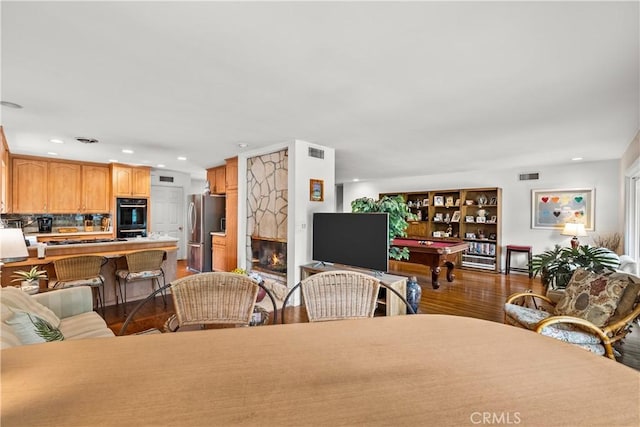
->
[49, 255, 107, 316]
[115, 250, 167, 314]
[505, 245, 533, 278]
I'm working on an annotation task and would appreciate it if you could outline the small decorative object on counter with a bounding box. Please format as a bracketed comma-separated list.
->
[11, 266, 47, 295]
[406, 276, 421, 314]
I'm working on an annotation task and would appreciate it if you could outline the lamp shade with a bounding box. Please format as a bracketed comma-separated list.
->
[561, 222, 587, 237]
[0, 228, 29, 262]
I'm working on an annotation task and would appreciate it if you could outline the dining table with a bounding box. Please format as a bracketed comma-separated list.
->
[2, 314, 639, 426]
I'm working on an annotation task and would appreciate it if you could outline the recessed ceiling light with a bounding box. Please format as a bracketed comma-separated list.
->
[157, 164, 166, 168]
[353, 178, 360, 182]
[238, 143, 249, 148]
[47, 152, 58, 156]
[0, 101, 23, 109]
[571, 157, 583, 161]
[122, 149, 134, 154]
[177, 156, 187, 161]
[49, 139, 64, 144]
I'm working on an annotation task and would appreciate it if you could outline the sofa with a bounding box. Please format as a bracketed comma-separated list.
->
[1, 285, 114, 349]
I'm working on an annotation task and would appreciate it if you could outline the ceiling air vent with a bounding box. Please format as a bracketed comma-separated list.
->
[308, 147, 324, 159]
[75, 137, 99, 144]
[159, 176, 174, 183]
[519, 172, 540, 181]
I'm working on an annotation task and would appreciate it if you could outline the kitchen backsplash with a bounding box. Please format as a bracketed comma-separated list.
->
[1, 213, 112, 234]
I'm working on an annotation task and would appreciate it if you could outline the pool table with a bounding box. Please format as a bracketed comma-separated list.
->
[392, 238, 469, 289]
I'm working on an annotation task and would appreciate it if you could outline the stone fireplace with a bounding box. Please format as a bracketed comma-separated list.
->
[250, 237, 287, 276]
[246, 149, 288, 285]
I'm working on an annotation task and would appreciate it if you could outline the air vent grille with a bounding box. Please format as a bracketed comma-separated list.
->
[75, 137, 99, 144]
[159, 176, 174, 183]
[519, 172, 540, 181]
[308, 147, 324, 159]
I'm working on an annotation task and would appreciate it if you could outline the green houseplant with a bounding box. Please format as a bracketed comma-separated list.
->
[351, 195, 416, 261]
[11, 266, 47, 295]
[530, 245, 620, 290]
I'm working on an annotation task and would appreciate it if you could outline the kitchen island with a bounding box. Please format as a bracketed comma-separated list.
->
[1, 237, 178, 306]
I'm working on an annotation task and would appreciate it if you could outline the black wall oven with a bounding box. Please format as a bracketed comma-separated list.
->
[116, 198, 147, 238]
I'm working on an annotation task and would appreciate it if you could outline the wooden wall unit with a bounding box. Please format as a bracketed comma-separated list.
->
[82, 165, 111, 212]
[11, 157, 48, 213]
[47, 161, 82, 213]
[224, 157, 238, 271]
[0, 127, 9, 213]
[111, 164, 151, 198]
[381, 187, 502, 273]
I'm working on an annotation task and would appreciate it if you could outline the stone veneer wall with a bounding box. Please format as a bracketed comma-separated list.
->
[246, 149, 288, 265]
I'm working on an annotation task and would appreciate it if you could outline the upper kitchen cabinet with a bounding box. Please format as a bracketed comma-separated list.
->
[48, 161, 82, 213]
[206, 165, 226, 194]
[225, 157, 238, 191]
[82, 165, 110, 212]
[11, 157, 48, 213]
[1, 127, 9, 213]
[111, 164, 151, 198]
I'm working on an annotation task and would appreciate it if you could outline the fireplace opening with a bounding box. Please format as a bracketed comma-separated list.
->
[251, 236, 287, 276]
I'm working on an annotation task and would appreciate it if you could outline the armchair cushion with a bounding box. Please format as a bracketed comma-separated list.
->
[609, 273, 640, 324]
[0, 286, 60, 327]
[554, 269, 627, 327]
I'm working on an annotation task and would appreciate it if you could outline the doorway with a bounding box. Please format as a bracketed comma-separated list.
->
[151, 186, 185, 259]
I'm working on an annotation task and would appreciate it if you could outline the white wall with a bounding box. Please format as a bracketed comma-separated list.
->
[342, 160, 621, 271]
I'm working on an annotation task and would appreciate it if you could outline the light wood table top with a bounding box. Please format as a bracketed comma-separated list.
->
[2, 315, 638, 426]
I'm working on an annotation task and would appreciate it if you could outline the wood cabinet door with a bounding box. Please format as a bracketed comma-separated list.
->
[12, 158, 48, 213]
[214, 167, 226, 194]
[0, 129, 9, 213]
[82, 165, 110, 212]
[212, 236, 227, 272]
[225, 190, 238, 271]
[113, 165, 132, 197]
[225, 157, 238, 190]
[206, 168, 216, 193]
[48, 162, 82, 213]
[131, 168, 150, 197]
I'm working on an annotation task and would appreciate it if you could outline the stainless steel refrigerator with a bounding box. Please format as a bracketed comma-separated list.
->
[187, 194, 226, 272]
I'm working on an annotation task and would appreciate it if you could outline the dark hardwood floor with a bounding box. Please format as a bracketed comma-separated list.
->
[104, 259, 640, 371]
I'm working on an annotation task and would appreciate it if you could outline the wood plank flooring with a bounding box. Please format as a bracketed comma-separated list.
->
[104, 260, 640, 371]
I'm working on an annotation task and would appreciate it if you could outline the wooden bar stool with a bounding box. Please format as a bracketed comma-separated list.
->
[505, 245, 533, 278]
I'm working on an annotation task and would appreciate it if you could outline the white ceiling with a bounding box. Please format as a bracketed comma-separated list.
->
[1, 1, 638, 183]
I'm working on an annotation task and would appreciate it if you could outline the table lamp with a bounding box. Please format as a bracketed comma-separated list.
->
[561, 222, 587, 249]
[0, 228, 30, 282]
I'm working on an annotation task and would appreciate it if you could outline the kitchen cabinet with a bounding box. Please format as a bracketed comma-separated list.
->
[1, 127, 9, 213]
[12, 158, 48, 213]
[112, 164, 151, 198]
[82, 165, 110, 212]
[225, 157, 238, 191]
[48, 162, 82, 213]
[212, 235, 226, 271]
[224, 157, 239, 271]
[206, 165, 226, 194]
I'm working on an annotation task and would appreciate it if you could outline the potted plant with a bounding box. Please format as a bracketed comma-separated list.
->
[351, 195, 416, 261]
[530, 244, 620, 290]
[11, 266, 47, 294]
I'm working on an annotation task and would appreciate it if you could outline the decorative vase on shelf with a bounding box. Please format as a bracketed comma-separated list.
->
[477, 194, 488, 206]
[406, 276, 421, 314]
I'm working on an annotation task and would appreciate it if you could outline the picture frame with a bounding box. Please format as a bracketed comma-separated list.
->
[454, 198, 460, 207]
[465, 232, 476, 239]
[434, 213, 444, 222]
[487, 215, 497, 224]
[489, 197, 497, 205]
[445, 196, 454, 207]
[476, 216, 486, 223]
[434, 196, 444, 206]
[309, 179, 324, 202]
[531, 188, 594, 230]
[432, 231, 442, 237]
[465, 215, 475, 223]
[451, 211, 461, 222]
[422, 198, 429, 207]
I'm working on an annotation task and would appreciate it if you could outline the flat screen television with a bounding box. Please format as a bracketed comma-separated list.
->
[312, 212, 389, 272]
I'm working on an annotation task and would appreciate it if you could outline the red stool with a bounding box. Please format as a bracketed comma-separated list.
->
[505, 245, 533, 278]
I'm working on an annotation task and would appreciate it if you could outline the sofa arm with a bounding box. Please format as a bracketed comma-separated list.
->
[32, 287, 94, 319]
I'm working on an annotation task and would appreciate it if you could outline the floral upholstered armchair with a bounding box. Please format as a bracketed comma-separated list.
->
[504, 268, 640, 359]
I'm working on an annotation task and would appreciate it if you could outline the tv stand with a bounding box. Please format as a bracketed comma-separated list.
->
[300, 263, 407, 316]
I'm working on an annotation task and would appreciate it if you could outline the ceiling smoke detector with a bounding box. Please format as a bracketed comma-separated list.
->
[75, 137, 99, 144]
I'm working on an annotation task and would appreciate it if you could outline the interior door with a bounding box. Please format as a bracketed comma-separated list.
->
[151, 186, 185, 259]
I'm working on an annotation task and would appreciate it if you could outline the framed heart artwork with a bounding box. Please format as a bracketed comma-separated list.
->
[531, 188, 594, 230]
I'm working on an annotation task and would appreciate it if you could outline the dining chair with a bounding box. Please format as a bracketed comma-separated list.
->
[115, 250, 167, 313]
[163, 272, 277, 332]
[281, 270, 415, 323]
[49, 255, 107, 316]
